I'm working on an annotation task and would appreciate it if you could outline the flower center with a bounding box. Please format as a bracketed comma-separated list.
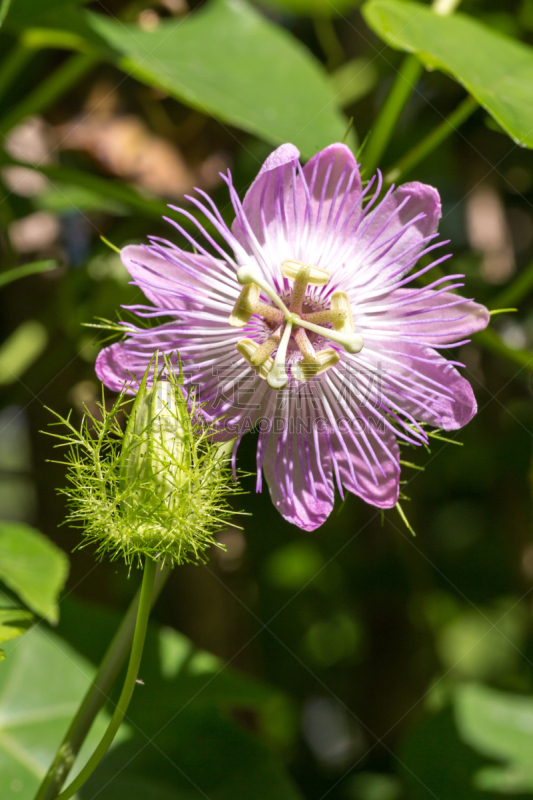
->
[229, 260, 363, 390]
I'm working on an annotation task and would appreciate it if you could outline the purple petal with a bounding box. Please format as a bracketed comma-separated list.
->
[262, 400, 335, 531]
[374, 341, 478, 430]
[381, 288, 490, 344]
[231, 144, 300, 253]
[95, 340, 143, 393]
[334, 413, 400, 509]
[299, 143, 363, 248]
[120, 245, 208, 310]
[357, 181, 442, 284]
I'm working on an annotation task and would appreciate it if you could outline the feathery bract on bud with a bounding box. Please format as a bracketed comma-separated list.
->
[48, 358, 242, 566]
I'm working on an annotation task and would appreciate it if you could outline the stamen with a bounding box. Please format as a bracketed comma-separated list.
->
[331, 291, 354, 334]
[237, 265, 291, 318]
[255, 300, 285, 325]
[236, 338, 273, 380]
[292, 349, 340, 383]
[294, 327, 318, 363]
[296, 317, 364, 354]
[281, 259, 330, 285]
[267, 319, 294, 390]
[250, 328, 282, 365]
[229, 283, 260, 327]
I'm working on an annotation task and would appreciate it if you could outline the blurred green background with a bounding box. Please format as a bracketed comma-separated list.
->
[2, 0, 533, 799]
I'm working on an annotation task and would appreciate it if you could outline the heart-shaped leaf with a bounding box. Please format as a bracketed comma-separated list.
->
[0, 608, 33, 660]
[362, 0, 533, 147]
[0, 522, 69, 624]
[86, 0, 351, 159]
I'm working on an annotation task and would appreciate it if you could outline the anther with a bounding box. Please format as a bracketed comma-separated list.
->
[281, 260, 330, 285]
[229, 283, 260, 327]
[236, 338, 273, 380]
[267, 319, 294, 390]
[237, 265, 291, 318]
[331, 291, 354, 334]
[292, 349, 340, 383]
[250, 328, 282, 365]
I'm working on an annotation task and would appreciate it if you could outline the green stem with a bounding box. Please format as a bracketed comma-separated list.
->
[384, 95, 478, 184]
[313, 16, 344, 71]
[0, 52, 97, 137]
[52, 557, 158, 800]
[363, 53, 423, 176]
[34, 563, 169, 800]
[489, 257, 533, 310]
[363, 0, 463, 174]
[0, 42, 34, 105]
[475, 328, 533, 376]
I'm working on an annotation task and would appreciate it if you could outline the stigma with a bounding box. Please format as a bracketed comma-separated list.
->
[230, 260, 363, 389]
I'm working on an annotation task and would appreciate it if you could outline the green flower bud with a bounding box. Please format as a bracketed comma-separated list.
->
[49, 355, 243, 567]
[120, 375, 189, 510]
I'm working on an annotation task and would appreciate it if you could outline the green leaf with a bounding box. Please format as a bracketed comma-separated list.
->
[0, 608, 33, 661]
[454, 683, 533, 793]
[87, 706, 303, 800]
[0, 626, 113, 799]
[56, 597, 301, 799]
[60, 598, 297, 748]
[362, 0, 533, 148]
[87, 0, 351, 159]
[0, 522, 69, 624]
[399, 706, 491, 800]
[0, 260, 56, 290]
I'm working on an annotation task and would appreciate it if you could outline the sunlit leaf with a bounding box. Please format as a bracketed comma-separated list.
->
[0, 522, 69, 623]
[87, 0, 351, 158]
[0, 626, 113, 799]
[362, 0, 533, 147]
[455, 683, 533, 793]
[435, 598, 528, 680]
